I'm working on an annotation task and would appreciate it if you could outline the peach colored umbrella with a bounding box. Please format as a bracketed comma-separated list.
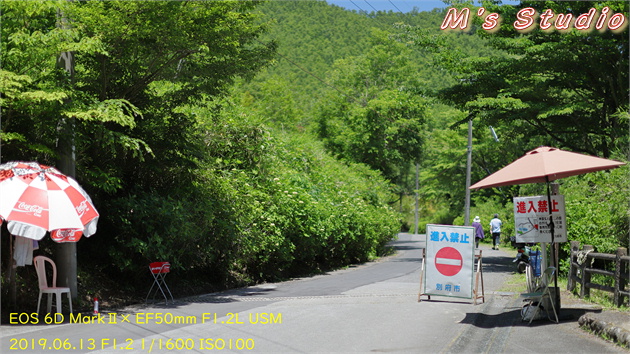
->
[470, 146, 625, 190]
[470, 146, 625, 308]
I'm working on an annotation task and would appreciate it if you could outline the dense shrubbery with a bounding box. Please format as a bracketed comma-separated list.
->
[84, 100, 400, 295]
[231, 140, 400, 280]
[561, 166, 629, 261]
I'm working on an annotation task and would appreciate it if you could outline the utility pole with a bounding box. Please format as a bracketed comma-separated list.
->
[464, 117, 472, 226]
[56, 2, 78, 299]
[414, 163, 419, 235]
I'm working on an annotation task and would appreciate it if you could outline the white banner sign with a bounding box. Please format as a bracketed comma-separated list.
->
[424, 224, 475, 299]
[513, 195, 567, 243]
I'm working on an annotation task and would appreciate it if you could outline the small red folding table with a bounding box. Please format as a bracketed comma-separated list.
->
[146, 261, 174, 304]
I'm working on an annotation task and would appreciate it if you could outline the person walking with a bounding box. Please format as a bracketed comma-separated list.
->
[472, 216, 484, 248]
[490, 214, 502, 250]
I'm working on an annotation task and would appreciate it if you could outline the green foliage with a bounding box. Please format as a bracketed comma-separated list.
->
[106, 193, 218, 272]
[416, 104, 468, 223]
[204, 100, 400, 281]
[242, 3, 488, 228]
[391, 1, 629, 253]
[248, 1, 460, 121]
[63, 99, 140, 128]
[1, 0, 276, 194]
[251, 0, 375, 107]
[429, 1, 628, 158]
[315, 29, 427, 181]
[562, 167, 630, 254]
[3, 0, 627, 311]
[70, 0, 276, 104]
[236, 76, 307, 131]
[91, 95, 400, 287]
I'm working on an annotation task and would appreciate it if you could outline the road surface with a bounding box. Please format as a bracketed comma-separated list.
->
[1, 233, 623, 353]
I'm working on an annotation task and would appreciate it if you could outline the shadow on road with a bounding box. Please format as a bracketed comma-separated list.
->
[459, 306, 603, 328]
[479, 254, 515, 274]
[388, 240, 422, 251]
[460, 309, 522, 328]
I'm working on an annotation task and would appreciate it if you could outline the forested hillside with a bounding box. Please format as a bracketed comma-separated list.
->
[1, 0, 628, 316]
[244, 1, 485, 114]
[240, 0, 630, 276]
[239, 1, 493, 228]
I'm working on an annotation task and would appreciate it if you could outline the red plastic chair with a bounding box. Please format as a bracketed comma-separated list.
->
[146, 261, 174, 304]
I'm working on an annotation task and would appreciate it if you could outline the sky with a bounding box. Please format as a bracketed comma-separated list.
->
[324, 0, 521, 13]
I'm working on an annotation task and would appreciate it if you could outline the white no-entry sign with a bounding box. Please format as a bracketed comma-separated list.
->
[513, 195, 567, 243]
[424, 224, 475, 299]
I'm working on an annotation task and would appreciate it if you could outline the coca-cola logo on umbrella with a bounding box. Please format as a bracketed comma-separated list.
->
[16, 201, 45, 218]
[75, 200, 89, 217]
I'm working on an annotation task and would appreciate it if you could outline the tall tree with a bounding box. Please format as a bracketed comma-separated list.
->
[67, 0, 276, 192]
[1, 0, 276, 301]
[1, 0, 276, 192]
[316, 29, 428, 182]
[407, 1, 629, 158]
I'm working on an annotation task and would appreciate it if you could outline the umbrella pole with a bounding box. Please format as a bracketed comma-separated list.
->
[546, 178, 560, 312]
[8, 234, 16, 308]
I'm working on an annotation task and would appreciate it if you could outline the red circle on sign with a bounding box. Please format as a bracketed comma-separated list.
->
[434, 247, 463, 276]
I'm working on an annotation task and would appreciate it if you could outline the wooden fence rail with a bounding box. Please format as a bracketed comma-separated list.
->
[567, 241, 629, 307]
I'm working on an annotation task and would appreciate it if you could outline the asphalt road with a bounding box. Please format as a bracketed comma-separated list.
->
[1, 233, 624, 353]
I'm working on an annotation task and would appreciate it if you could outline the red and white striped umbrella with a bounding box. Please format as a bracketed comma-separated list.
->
[0, 161, 99, 242]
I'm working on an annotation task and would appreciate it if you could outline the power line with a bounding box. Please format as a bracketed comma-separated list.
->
[348, 0, 364, 12]
[363, 0, 378, 12]
[335, 0, 409, 14]
[388, 0, 403, 13]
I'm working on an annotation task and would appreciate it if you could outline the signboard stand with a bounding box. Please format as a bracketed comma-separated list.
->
[473, 250, 484, 305]
[419, 247, 484, 305]
[418, 225, 483, 305]
[418, 248, 431, 302]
